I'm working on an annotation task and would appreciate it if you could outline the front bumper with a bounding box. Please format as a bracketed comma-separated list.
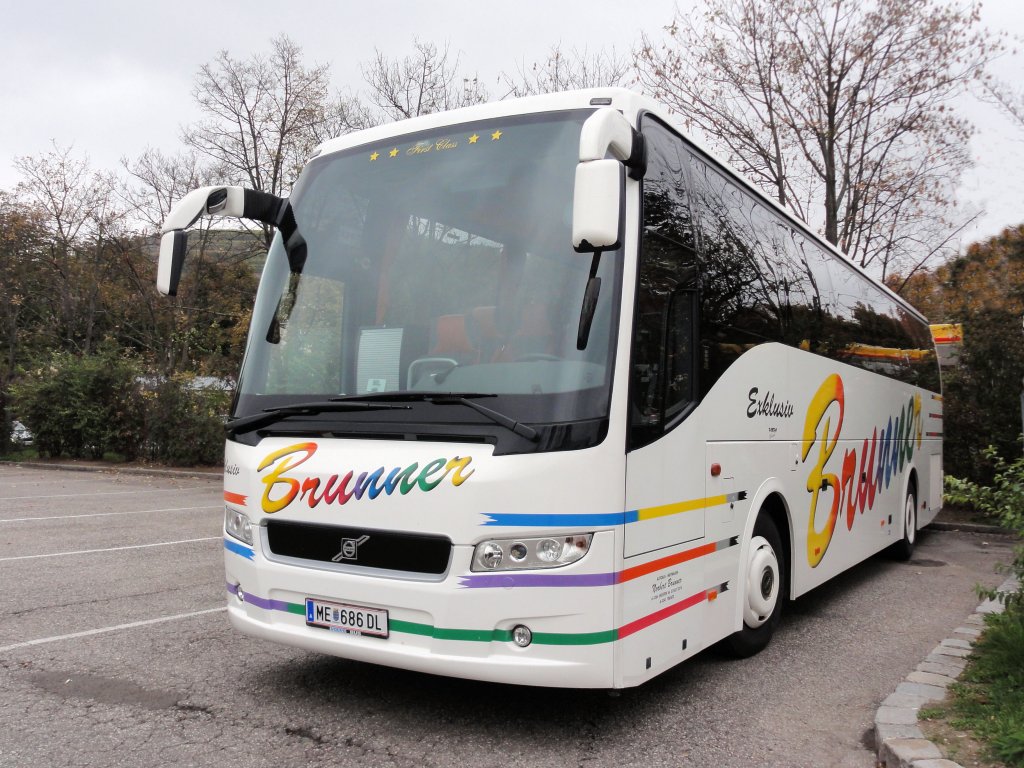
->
[223, 531, 618, 688]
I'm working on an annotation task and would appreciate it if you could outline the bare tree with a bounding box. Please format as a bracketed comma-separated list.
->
[13, 144, 128, 353]
[636, 0, 1000, 280]
[361, 39, 488, 122]
[499, 45, 632, 98]
[983, 77, 1024, 131]
[182, 34, 357, 247]
[120, 148, 211, 233]
[310, 91, 380, 144]
[0, 193, 48, 416]
[14, 142, 104, 246]
[119, 148, 261, 373]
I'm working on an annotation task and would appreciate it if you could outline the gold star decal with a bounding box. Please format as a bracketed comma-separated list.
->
[468, 133, 479, 144]
[389, 148, 399, 158]
[370, 151, 380, 161]
[491, 130, 503, 141]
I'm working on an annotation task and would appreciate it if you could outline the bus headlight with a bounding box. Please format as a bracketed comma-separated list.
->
[471, 534, 592, 571]
[478, 542, 504, 569]
[225, 507, 254, 546]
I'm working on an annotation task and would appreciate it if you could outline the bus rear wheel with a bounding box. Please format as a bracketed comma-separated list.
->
[727, 513, 785, 658]
[890, 487, 917, 561]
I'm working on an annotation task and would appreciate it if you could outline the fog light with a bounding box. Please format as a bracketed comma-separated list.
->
[536, 538, 561, 562]
[512, 625, 532, 648]
[235, 584, 245, 603]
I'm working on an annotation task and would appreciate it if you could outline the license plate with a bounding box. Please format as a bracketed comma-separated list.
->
[305, 598, 389, 638]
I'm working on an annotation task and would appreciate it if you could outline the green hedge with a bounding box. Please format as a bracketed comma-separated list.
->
[145, 377, 229, 466]
[945, 445, 1024, 610]
[11, 352, 229, 466]
[13, 350, 146, 460]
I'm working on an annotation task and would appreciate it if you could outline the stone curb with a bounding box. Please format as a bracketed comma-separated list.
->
[927, 521, 1013, 536]
[0, 459, 221, 480]
[873, 575, 1020, 768]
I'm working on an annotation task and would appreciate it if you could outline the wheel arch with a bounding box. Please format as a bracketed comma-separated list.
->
[759, 492, 792, 598]
[739, 479, 795, 604]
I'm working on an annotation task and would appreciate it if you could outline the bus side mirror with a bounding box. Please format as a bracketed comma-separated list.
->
[573, 160, 624, 252]
[572, 107, 644, 254]
[157, 230, 188, 296]
[155, 186, 248, 296]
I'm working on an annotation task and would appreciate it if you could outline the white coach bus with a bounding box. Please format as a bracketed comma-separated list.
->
[157, 88, 942, 689]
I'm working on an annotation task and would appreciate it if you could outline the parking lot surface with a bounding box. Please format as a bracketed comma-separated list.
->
[0, 465, 1014, 768]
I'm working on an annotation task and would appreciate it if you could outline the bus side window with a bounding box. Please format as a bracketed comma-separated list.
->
[664, 286, 697, 420]
[630, 118, 699, 450]
[687, 159, 764, 395]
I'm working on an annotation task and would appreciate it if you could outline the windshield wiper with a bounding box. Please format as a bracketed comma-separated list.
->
[226, 400, 411, 437]
[331, 392, 539, 441]
[430, 395, 538, 441]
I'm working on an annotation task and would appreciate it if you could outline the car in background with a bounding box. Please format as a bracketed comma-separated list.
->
[10, 420, 33, 446]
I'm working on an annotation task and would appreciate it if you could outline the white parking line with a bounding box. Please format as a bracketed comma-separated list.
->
[0, 607, 228, 653]
[0, 486, 214, 501]
[0, 504, 220, 523]
[0, 537, 220, 562]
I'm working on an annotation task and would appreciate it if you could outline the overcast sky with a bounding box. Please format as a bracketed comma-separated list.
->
[1, 0, 1021, 247]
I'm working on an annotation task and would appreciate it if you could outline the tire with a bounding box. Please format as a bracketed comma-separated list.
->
[890, 487, 917, 561]
[726, 513, 786, 658]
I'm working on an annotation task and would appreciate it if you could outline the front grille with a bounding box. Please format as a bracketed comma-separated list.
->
[265, 520, 452, 576]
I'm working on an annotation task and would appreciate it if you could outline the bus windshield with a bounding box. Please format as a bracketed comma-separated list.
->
[233, 110, 621, 448]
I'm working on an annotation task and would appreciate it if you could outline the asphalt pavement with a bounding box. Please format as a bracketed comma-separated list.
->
[0, 464, 1014, 768]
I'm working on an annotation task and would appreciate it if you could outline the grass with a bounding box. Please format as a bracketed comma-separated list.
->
[920, 701, 1000, 767]
[0, 446, 38, 461]
[0, 448, 132, 464]
[939, 608, 1024, 767]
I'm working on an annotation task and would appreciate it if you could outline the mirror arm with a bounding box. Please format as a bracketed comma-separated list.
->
[578, 108, 646, 180]
[625, 133, 647, 180]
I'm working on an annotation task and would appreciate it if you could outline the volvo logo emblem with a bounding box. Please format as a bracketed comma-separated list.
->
[332, 535, 370, 563]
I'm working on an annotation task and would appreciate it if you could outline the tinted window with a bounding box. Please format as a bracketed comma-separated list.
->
[686, 150, 938, 392]
[827, 259, 940, 390]
[630, 118, 699, 449]
[688, 160, 778, 394]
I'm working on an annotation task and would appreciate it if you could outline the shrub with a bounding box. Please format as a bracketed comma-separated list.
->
[145, 376, 229, 466]
[0, 400, 12, 455]
[13, 350, 146, 460]
[941, 310, 1024, 484]
[945, 444, 1024, 608]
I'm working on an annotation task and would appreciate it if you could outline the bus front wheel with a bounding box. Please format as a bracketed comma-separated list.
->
[727, 513, 785, 658]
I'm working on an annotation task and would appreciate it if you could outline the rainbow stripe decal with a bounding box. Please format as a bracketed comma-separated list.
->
[480, 492, 747, 527]
[226, 581, 728, 645]
[458, 537, 736, 588]
[224, 538, 255, 560]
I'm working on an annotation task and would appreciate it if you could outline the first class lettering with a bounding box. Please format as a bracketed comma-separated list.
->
[257, 442, 474, 514]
